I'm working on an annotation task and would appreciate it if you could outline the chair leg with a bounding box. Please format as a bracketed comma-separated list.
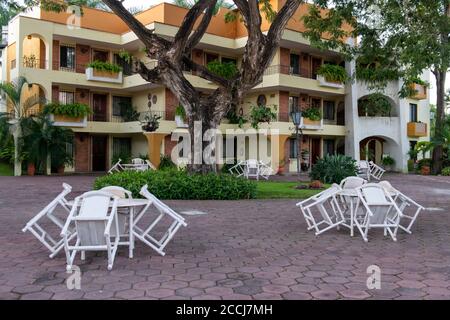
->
[81, 251, 85, 261]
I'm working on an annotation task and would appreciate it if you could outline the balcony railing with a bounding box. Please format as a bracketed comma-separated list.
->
[23, 57, 48, 69]
[407, 122, 427, 137]
[264, 65, 315, 79]
[52, 61, 87, 73]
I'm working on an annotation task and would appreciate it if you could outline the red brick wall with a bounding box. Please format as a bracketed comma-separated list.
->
[51, 85, 59, 103]
[165, 88, 178, 121]
[75, 88, 90, 105]
[52, 40, 59, 70]
[74, 133, 90, 172]
[279, 91, 289, 121]
[164, 135, 178, 159]
[76, 44, 90, 73]
[279, 47, 290, 74]
[300, 53, 311, 78]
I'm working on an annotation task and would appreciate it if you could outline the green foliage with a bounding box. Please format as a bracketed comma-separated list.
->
[118, 49, 132, 64]
[407, 159, 415, 173]
[310, 154, 357, 184]
[140, 114, 161, 132]
[358, 93, 392, 117]
[43, 102, 91, 118]
[175, 105, 186, 118]
[111, 151, 131, 166]
[417, 158, 432, 170]
[206, 60, 238, 79]
[441, 167, 450, 176]
[415, 141, 433, 158]
[0, 115, 14, 163]
[316, 64, 348, 83]
[255, 181, 330, 199]
[93, 169, 257, 200]
[159, 154, 176, 170]
[249, 105, 277, 129]
[225, 109, 247, 128]
[119, 102, 140, 122]
[381, 155, 395, 166]
[302, 107, 321, 121]
[87, 60, 122, 73]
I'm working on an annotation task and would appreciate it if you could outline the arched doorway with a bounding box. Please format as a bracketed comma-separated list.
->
[20, 83, 48, 117]
[360, 137, 385, 164]
[22, 34, 48, 69]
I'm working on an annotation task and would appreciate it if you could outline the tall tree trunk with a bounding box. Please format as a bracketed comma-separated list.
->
[12, 126, 21, 176]
[432, 70, 446, 174]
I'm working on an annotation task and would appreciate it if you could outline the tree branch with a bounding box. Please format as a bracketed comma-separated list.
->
[266, 0, 301, 45]
[171, 0, 215, 61]
[182, 57, 232, 88]
[185, 0, 217, 52]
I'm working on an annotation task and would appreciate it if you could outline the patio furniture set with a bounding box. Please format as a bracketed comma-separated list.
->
[296, 177, 424, 241]
[108, 158, 156, 174]
[228, 159, 274, 180]
[22, 184, 186, 270]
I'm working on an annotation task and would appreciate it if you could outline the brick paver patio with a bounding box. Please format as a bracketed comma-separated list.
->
[0, 173, 449, 300]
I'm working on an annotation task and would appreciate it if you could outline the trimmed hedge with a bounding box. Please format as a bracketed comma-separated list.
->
[93, 169, 257, 200]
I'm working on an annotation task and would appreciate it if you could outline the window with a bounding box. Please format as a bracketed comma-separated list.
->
[289, 138, 298, 158]
[93, 50, 109, 62]
[323, 139, 335, 156]
[112, 137, 131, 158]
[59, 91, 74, 104]
[205, 52, 219, 65]
[60, 45, 75, 70]
[113, 53, 132, 76]
[290, 53, 300, 75]
[410, 103, 418, 122]
[323, 101, 335, 120]
[409, 141, 417, 160]
[221, 57, 237, 65]
[289, 96, 299, 114]
[112, 96, 132, 117]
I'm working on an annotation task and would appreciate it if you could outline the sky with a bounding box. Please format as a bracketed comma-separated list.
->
[122, 0, 165, 10]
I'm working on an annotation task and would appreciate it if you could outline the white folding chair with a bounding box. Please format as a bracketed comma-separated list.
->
[109, 158, 124, 174]
[357, 160, 370, 181]
[354, 183, 403, 242]
[369, 161, 386, 180]
[100, 186, 132, 236]
[22, 183, 75, 258]
[134, 185, 187, 256]
[228, 160, 246, 177]
[61, 191, 120, 271]
[339, 176, 367, 210]
[131, 158, 145, 165]
[378, 181, 424, 234]
[258, 160, 273, 180]
[145, 159, 157, 170]
[296, 184, 345, 235]
[245, 159, 260, 180]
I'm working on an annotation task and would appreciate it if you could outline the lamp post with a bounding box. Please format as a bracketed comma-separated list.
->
[290, 109, 302, 178]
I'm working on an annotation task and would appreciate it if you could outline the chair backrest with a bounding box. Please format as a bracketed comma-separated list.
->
[357, 184, 393, 224]
[139, 185, 185, 222]
[378, 181, 397, 194]
[76, 191, 115, 246]
[132, 158, 145, 165]
[247, 159, 258, 168]
[358, 160, 369, 169]
[100, 186, 132, 199]
[340, 176, 366, 190]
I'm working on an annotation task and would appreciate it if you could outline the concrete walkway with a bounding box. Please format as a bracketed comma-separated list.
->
[0, 173, 449, 300]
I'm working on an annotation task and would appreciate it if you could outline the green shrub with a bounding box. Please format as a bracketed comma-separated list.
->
[316, 64, 349, 83]
[310, 154, 357, 184]
[43, 103, 91, 118]
[93, 169, 257, 200]
[442, 167, 450, 176]
[249, 105, 277, 129]
[302, 107, 321, 121]
[206, 60, 238, 79]
[159, 154, 176, 170]
[407, 159, 415, 173]
[381, 155, 395, 166]
[87, 60, 122, 73]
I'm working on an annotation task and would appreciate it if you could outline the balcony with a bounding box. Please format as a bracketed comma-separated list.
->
[86, 67, 123, 84]
[300, 117, 323, 130]
[50, 114, 87, 127]
[407, 122, 427, 137]
[317, 75, 344, 89]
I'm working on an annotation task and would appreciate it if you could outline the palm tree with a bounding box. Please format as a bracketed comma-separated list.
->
[0, 77, 46, 175]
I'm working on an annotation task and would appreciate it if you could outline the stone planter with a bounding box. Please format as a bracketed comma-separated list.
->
[301, 117, 323, 129]
[317, 75, 344, 89]
[86, 67, 123, 84]
[50, 114, 87, 128]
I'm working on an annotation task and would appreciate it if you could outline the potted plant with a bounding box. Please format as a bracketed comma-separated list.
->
[43, 102, 91, 126]
[86, 60, 123, 83]
[316, 64, 348, 88]
[175, 105, 188, 127]
[249, 105, 277, 129]
[302, 107, 321, 127]
[381, 155, 395, 171]
[141, 114, 161, 132]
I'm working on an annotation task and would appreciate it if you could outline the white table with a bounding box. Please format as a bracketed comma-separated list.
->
[338, 189, 360, 237]
[121, 164, 149, 171]
[67, 198, 151, 258]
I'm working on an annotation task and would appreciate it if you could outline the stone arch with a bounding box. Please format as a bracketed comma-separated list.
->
[357, 93, 398, 117]
[359, 135, 401, 169]
[22, 33, 49, 69]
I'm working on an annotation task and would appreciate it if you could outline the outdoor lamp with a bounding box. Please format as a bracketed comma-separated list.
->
[291, 110, 302, 126]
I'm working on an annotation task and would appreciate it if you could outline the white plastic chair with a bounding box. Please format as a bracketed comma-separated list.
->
[22, 183, 74, 258]
[369, 161, 386, 180]
[228, 160, 246, 177]
[245, 159, 260, 180]
[145, 159, 157, 170]
[296, 184, 345, 235]
[100, 186, 132, 237]
[109, 158, 124, 174]
[357, 160, 370, 181]
[61, 191, 120, 271]
[258, 160, 273, 180]
[339, 176, 367, 210]
[378, 181, 424, 234]
[131, 158, 145, 165]
[134, 185, 187, 256]
[354, 183, 403, 242]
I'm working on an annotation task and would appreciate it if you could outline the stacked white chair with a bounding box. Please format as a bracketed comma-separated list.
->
[108, 158, 124, 174]
[22, 183, 74, 258]
[354, 183, 403, 242]
[61, 191, 120, 271]
[228, 161, 246, 177]
[245, 159, 260, 180]
[357, 160, 371, 180]
[258, 160, 273, 180]
[378, 181, 424, 234]
[369, 161, 386, 180]
[296, 184, 345, 235]
[134, 185, 187, 256]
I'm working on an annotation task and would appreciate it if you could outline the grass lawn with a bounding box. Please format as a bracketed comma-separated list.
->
[255, 181, 329, 199]
[0, 162, 13, 176]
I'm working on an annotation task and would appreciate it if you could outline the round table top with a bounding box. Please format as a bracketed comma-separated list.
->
[67, 198, 150, 208]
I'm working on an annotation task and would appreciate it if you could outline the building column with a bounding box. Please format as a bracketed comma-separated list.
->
[144, 132, 168, 168]
[268, 133, 291, 173]
[344, 56, 360, 160]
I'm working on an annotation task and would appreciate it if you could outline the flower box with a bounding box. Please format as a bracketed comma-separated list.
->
[317, 75, 345, 89]
[50, 114, 87, 127]
[301, 117, 323, 129]
[407, 122, 427, 137]
[86, 67, 123, 84]
[409, 83, 427, 100]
